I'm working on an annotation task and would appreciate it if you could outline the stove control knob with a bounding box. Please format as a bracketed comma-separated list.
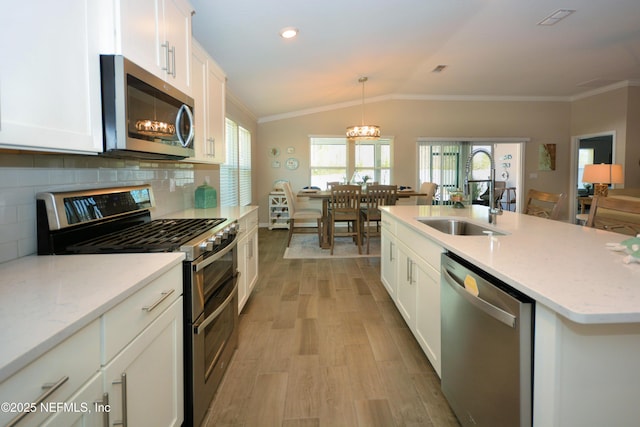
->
[223, 227, 231, 238]
[215, 232, 224, 244]
[200, 241, 213, 251]
[230, 223, 239, 234]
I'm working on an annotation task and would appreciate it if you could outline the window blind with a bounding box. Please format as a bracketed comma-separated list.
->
[238, 126, 252, 206]
[220, 119, 239, 206]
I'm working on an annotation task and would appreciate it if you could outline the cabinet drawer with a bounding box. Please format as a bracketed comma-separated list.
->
[0, 320, 100, 427]
[397, 222, 443, 270]
[381, 211, 397, 235]
[102, 264, 182, 364]
[239, 209, 258, 232]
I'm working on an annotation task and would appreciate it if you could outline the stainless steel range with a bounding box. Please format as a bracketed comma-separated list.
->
[36, 185, 239, 427]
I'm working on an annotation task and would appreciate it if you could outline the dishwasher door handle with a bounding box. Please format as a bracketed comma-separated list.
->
[443, 267, 516, 328]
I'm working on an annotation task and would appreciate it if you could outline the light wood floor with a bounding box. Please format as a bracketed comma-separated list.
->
[201, 228, 460, 427]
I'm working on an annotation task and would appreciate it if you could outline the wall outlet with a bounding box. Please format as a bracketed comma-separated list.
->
[529, 172, 538, 179]
[169, 178, 176, 192]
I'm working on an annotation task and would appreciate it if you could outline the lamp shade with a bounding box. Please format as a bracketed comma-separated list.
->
[583, 163, 624, 184]
[583, 163, 624, 197]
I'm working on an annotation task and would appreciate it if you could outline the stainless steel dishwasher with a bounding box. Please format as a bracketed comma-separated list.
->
[441, 252, 534, 427]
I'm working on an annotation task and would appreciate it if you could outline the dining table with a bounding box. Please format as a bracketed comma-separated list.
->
[297, 188, 426, 249]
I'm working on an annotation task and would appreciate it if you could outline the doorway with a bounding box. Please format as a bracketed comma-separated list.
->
[569, 132, 615, 222]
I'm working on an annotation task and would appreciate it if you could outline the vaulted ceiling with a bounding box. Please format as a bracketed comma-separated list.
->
[191, 0, 640, 121]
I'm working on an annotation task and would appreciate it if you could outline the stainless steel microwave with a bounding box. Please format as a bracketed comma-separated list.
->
[99, 55, 195, 160]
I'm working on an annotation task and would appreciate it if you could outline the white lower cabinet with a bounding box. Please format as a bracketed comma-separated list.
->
[382, 215, 443, 377]
[414, 258, 441, 376]
[380, 216, 398, 298]
[238, 209, 259, 312]
[41, 372, 105, 427]
[0, 321, 101, 427]
[102, 297, 183, 427]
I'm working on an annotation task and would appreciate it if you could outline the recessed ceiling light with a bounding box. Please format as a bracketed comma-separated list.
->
[538, 9, 576, 26]
[279, 27, 299, 39]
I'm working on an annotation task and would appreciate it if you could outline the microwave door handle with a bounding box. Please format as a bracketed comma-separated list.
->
[175, 104, 195, 147]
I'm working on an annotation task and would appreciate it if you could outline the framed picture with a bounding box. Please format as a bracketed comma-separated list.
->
[287, 146, 295, 154]
[271, 160, 281, 168]
[539, 144, 556, 171]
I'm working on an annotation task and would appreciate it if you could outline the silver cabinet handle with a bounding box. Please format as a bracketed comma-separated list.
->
[442, 267, 516, 328]
[169, 45, 176, 77]
[406, 258, 411, 283]
[388, 241, 394, 262]
[6, 376, 69, 426]
[161, 41, 170, 73]
[112, 373, 128, 427]
[207, 137, 216, 157]
[141, 288, 175, 313]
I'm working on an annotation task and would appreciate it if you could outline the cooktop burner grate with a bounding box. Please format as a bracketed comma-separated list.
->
[67, 218, 226, 254]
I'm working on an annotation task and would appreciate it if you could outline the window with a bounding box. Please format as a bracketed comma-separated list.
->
[220, 118, 252, 206]
[310, 138, 347, 188]
[355, 139, 391, 184]
[309, 137, 392, 188]
[578, 148, 595, 188]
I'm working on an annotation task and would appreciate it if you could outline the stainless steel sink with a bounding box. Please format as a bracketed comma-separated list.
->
[418, 218, 506, 236]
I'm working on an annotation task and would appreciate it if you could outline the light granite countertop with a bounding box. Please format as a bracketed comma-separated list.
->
[382, 204, 640, 324]
[0, 253, 184, 383]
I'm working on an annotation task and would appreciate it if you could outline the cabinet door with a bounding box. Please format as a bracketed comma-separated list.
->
[190, 41, 209, 162]
[119, 0, 160, 75]
[205, 58, 226, 163]
[162, 0, 192, 94]
[103, 298, 183, 427]
[380, 229, 397, 298]
[396, 244, 417, 328]
[41, 373, 105, 427]
[245, 228, 259, 295]
[415, 261, 441, 377]
[238, 227, 258, 312]
[0, 0, 103, 154]
[119, 0, 192, 94]
[237, 234, 249, 312]
[188, 40, 225, 164]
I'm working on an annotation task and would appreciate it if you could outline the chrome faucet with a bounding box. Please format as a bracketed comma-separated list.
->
[464, 148, 503, 224]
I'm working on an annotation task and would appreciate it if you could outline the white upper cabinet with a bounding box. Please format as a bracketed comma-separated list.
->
[189, 40, 226, 163]
[110, 0, 193, 95]
[0, 0, 104, 154]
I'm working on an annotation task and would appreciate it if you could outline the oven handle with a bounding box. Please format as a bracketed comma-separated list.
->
[193, 280, 238, 335]
[194, 234, 240, 272]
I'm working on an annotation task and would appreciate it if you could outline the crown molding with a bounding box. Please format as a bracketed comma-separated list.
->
[256, 81, 640, 124]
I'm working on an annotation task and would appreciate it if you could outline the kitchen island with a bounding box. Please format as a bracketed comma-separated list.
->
[381, 204, 640, 427]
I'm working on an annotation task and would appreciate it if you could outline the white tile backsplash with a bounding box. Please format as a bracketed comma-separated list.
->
[0, 153, 197, 263]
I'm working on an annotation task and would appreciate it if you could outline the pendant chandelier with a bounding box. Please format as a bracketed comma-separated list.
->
[346, 76, 380, 139]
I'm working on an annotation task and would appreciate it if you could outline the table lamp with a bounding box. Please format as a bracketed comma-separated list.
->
[583, 163, 624, 196]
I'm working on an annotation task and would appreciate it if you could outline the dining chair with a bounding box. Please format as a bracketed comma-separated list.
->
[360, 184, 398, 254]
[330, 184, 362, 255]
[523, 189, 566, 220]
[282, 182, 322, 247]
[585, 195, 640, 235]
[416, 182, 438, 205]
[326, 181, 340, 190]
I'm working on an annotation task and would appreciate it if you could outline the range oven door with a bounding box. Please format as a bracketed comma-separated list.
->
[185, 241, 238, 427]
